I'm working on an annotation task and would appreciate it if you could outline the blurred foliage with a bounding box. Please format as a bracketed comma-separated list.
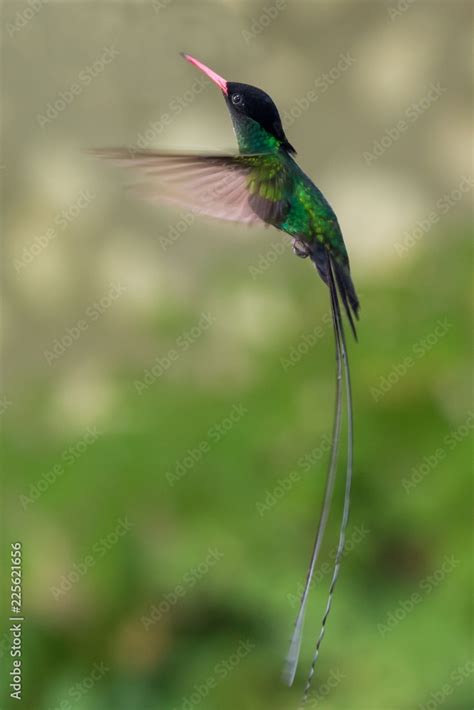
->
[1, 1, 473, 709]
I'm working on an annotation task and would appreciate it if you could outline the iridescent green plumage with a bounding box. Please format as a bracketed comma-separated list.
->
[230, 126, 358, 336]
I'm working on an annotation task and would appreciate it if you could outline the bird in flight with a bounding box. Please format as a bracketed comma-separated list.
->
[91, 53, 359, 703]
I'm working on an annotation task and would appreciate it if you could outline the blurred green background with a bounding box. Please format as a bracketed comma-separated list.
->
[1, 1, 473, 709]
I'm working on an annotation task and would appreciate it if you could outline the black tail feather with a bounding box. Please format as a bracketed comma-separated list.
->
[310, 243, 360, 341]
[332, 259, 359, 341]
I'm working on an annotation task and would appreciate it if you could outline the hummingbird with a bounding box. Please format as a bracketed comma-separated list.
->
[91, 53, 359, 702]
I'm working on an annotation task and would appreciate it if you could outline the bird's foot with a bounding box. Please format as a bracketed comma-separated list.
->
[292, 239, 311, 259]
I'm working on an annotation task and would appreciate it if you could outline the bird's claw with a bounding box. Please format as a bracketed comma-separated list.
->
[292, 239, 311, 259]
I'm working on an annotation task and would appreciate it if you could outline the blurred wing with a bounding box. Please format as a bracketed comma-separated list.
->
[89, 149, 291, 226]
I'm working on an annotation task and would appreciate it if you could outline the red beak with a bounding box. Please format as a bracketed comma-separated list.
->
[181, 53, 228, 95]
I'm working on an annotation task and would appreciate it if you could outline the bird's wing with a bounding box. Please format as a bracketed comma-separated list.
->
[89, 149, 292, 227]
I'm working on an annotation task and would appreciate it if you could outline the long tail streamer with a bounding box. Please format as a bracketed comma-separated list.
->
[301, 254, 354, 704]
[283, 250, 354, 703]
[282, 272, 343, 687]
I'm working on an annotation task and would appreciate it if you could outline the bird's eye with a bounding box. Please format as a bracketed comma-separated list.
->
[231, 93, 243, 106]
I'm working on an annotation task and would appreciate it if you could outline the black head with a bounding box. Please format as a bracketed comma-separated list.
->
[181, 53, 295, 155]
[225, 82, 296, 154]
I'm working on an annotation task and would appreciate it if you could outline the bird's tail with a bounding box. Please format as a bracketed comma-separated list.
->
[312, 244, 359, 340]
[283, 246, 355, 701]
